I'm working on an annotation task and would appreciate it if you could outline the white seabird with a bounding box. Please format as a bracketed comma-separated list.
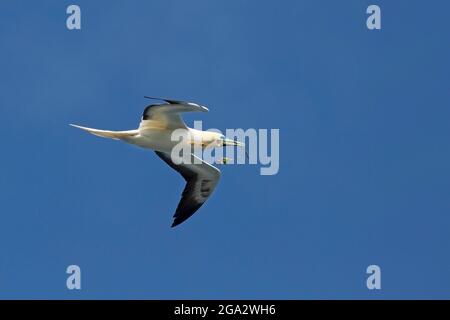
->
[71, 97, 243, 227]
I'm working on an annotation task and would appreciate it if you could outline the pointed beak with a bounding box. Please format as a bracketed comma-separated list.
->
[222, 138, 249, 160]
[223, 138, 245, 147]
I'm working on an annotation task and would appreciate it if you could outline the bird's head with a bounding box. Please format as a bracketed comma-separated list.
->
[217, 133, 245, 148]
[215, 133, 248, 160]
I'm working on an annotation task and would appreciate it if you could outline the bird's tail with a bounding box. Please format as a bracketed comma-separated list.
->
[70, 124, 138, 140]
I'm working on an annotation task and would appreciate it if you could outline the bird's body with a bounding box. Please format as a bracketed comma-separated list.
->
[121, 126, 182, 153]
[71, 97, 242, 227]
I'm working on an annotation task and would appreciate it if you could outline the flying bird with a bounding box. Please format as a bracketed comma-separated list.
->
[71, 97, 243, 227]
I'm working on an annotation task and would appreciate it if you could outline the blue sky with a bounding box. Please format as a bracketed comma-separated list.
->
[0, 0, 449, 299]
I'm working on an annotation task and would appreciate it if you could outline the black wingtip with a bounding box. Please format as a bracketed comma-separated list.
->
[144, 96, 165, 102]
[144, 96, 183, 105]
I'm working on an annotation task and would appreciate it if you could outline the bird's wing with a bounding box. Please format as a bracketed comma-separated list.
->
[155, 151, 221, 227]
[141, 97, 209, 129]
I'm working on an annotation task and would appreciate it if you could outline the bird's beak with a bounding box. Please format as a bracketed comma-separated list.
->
[222, 138, 249, 160]
[222, 138, 245, 147]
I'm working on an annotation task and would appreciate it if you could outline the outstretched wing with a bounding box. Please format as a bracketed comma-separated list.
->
[155, 151, 221, 227]
[141, 97, 209, 129]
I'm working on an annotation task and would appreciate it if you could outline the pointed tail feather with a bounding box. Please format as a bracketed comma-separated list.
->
[70, 124, 138, 140]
